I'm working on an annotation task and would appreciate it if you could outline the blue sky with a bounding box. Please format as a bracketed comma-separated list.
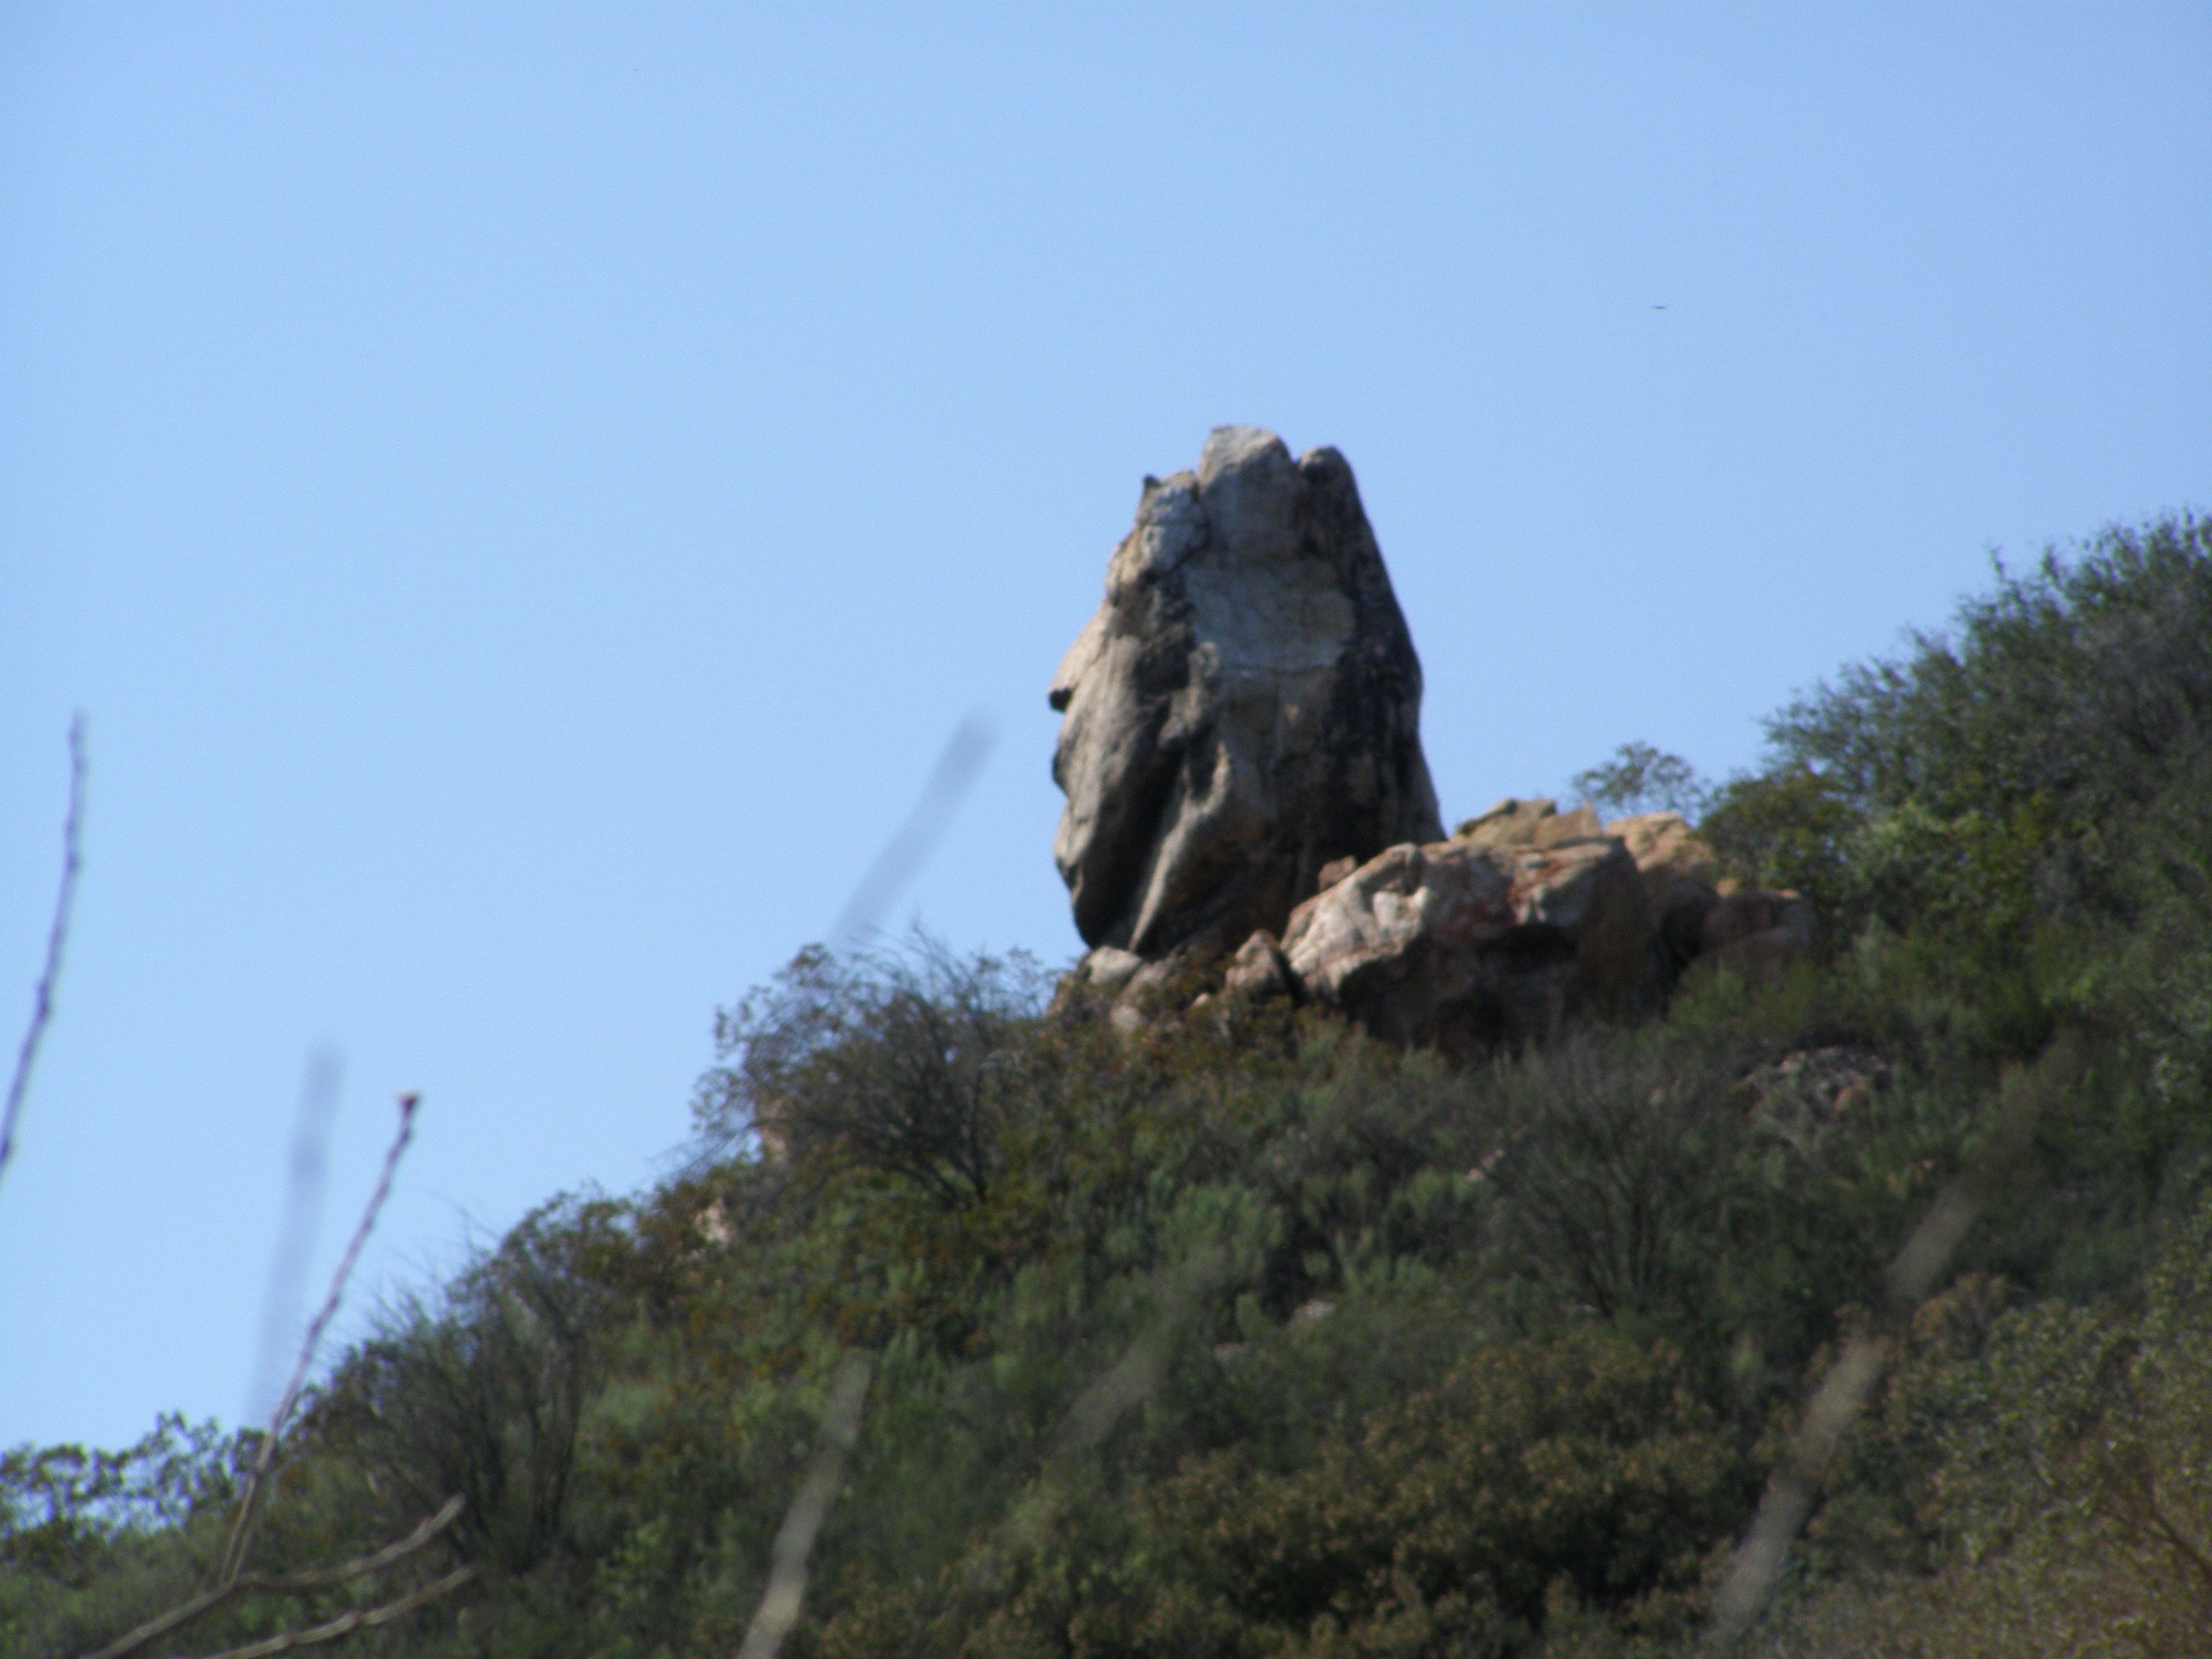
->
[4, 4, 2207, 1451]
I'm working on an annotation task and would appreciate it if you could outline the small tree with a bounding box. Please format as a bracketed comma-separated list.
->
[1572, 741, 1712, 820]
[692, 938, 1049, 1208]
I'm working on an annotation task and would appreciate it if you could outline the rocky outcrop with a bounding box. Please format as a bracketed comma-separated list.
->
[1048, 426, 1442, 967]
[1602, 809, 1817, 980]
[1271, 832, 1653, 1058]
[1608, 810, 1726, 971]
[1044, 430, 1818, 1054]
[1220, 804, 1816, 1056]
[1455, 797, 1603, 852]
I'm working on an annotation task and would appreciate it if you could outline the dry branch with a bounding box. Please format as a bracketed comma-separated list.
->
[178, 1565, 478, 1659]
[735, 1354, 873, 1659]
[220, 1092, 419, 1586]
[77, 1092, 449, 1659]
[0, 714, 86, 1200]
[1706, 1048, 2067, 1645]
[79, 1497, 465, 1659]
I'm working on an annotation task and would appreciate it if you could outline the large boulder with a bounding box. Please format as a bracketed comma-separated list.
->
[1607, 809, 1725, 971]
[1048, 426, 1443, 964]
[1601, 809, 1817, 980]
[1273, 833, 1654, 1058]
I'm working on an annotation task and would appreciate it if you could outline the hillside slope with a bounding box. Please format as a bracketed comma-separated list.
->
[8, 515, 2212, 1658]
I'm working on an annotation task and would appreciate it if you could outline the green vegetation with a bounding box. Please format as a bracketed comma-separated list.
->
[8, 516, 2212, 1657]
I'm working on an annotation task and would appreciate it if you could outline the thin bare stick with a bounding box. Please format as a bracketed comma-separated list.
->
[1049, 1245, 1226, 1468]
[830, 711, 994, 950]
[176, 1565, 477, 1659]
[220, 1092, 421, 1586]
[247, 1046, 346, 1425]
[81, 1497, 465, 1659]
[1704, 1332, 1894, 1642]
[1704, 1039, 2080, 1647]
[735, 1354, 874, 1659]
[0, 714, 86, 1201]
[1705, 1183, 1983, 1645]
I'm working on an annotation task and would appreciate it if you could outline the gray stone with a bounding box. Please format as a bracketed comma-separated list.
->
[1049, 426, 1442, 963]
[1222, 930, 1297, 1002]
[1071, 945, 1146, 1000]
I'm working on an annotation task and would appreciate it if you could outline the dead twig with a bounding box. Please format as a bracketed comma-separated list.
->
[1048, 1245, 1227, 1469]
[1, 714, 86, 1201]
[220, 1092, 419, 1586]
[736, 1354, 874, 1659]
[247, 1046, 345, 1425]
[829, 711, 994, 951]
[77, 1092, 444, 1659]
[175, 1565, 479, 1659]
[79, 1496, 465, 1659]
[1707, 1183, 1984, 1644]
[1707, 1043, 2069, 1646]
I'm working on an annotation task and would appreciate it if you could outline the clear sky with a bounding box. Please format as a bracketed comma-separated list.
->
[4, 5, 2207, 1452]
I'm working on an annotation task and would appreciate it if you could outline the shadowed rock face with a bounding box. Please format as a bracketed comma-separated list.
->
[1049, 426, 1442, 959]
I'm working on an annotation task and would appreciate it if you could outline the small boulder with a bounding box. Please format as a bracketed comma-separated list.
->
[1506, 837, 1656, 1017]
[1313, 854, 1361, 892]
[1223, 930, 1298, 1002]
[1069, 945, 1146, 1002]
[1456, 797, 1604, 851]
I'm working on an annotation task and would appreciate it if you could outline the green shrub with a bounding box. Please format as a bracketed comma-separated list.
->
[17, 512, 2212, 1658]
[1757, 1199, 2212, 1658]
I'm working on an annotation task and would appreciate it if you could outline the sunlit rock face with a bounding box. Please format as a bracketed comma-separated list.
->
[1276, 834, 1655, 1060]
[1048, 426, 1442, 961]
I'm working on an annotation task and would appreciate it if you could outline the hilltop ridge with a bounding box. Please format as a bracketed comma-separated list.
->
[8, 500, 2212, 1659]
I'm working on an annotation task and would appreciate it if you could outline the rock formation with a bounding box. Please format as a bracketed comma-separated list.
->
[1274, 828, 1653, 1059]
[1233, 801, 1817, 1054]
[1608, 809, 1725, 971]
[1048, 426, 1442, 966]
[1046, 430, 1820, 1054]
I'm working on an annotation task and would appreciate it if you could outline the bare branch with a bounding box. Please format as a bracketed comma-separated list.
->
[247, 1046, 346, 1425]
[1705, 1331, 1895, 1642]
[1705, 1183, 1987, 1644]
[735, 1354, 874, 1659]
[830, 711, 994, 951]
[177, 1565, 477, 1659]
[1705, 1040, 2082, 1645]
[1050, 1246, 1226, 1467]
[1, 713, 86, 1201]
[221, 1092, 421, 1586]
[79, 1497, 466, 1659]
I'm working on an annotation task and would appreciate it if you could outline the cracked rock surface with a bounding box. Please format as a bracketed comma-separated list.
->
[1048, 426, 1442, 963]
